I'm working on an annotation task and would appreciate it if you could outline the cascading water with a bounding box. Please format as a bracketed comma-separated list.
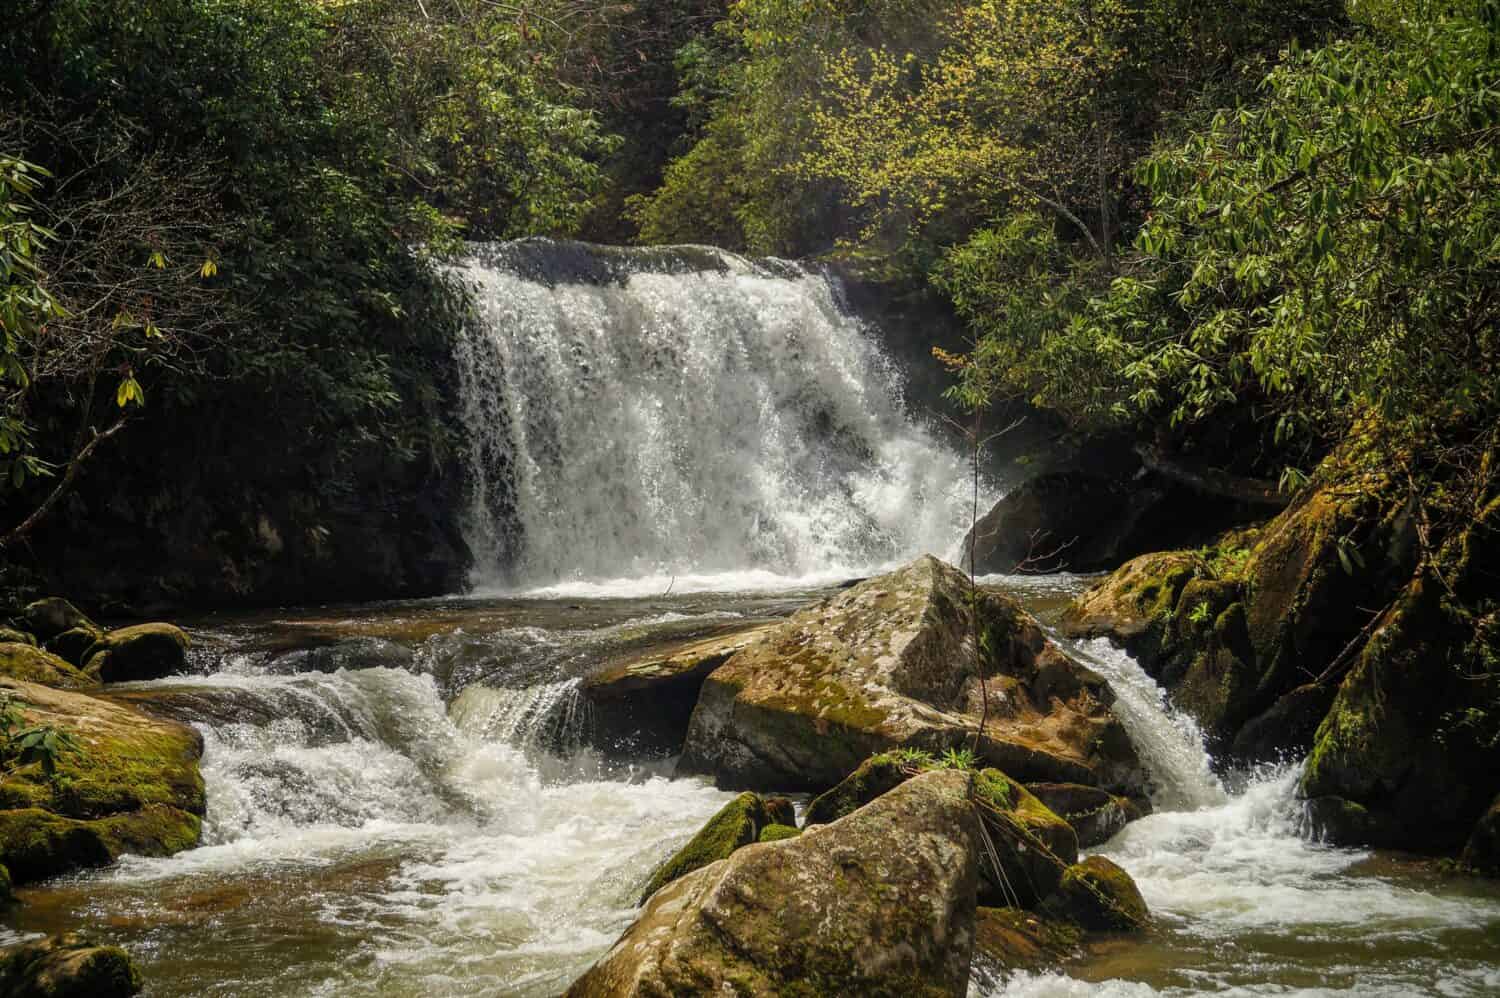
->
[452, 239, 985, 593]
[968, 634, 1500, 997]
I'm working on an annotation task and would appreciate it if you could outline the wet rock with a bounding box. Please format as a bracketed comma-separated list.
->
[971, 907, 1080, 978]
[1231, 682, 1339, 764]
[44, 627, 104, 669]
[0, 932, 142, 997]
[84, 623, 190, 684]
[639, 792, 774, 904]
[1299, 571, 1500, 851]
[20, 599, 96, 643]
[801, 755, 1076, 907]
[0, 644, 94, 690]
[763, 796, 796, 827]
[566, 769, 982, 998]
[0, 629, 35, 646]
[581, 624, 775, 756]
[0, 678, 204, 883]
[678, 556, 1147, 797]
[1039, 855, 1149, 931]
[1461, 795, 1500, 876]
[1026, 782, 1146, 848]
[960, 472, 1163, 575]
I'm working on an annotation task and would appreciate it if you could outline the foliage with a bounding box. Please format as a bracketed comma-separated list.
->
[0, 693, 80, 781]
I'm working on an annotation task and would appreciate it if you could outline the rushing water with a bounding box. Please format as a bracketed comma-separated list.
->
[5, 245, 1499, 996]
[452, 240, 986, 592]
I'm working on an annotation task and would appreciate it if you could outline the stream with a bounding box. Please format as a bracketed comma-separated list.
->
[3, 242, 1497, 994]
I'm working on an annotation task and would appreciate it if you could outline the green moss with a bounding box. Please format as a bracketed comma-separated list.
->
[0, 932, 143, 997]
[759, 823, 800, 843]
[0, 645, 93, 689]
[0, 629, 35, 647]
[1040, 855, 1149, 931]
[639, 792, 770, 903]
[803, 754, 911, 826]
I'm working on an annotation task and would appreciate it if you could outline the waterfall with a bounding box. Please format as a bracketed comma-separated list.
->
[451, 239, 983, 592]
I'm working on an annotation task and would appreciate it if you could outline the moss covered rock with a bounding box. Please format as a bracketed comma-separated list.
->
[0, 678, 205, 884]
[84, 623, 190, 684]
[972, 769, 1079, 907]
[0, 644, 94, 690]
[1040, 855, 1149, 932]
[20, 599, 96, 644]
[0, 932, 142, 997]
[1026, 782, 1147, 848]
[566, 769, 983, 998]
[0, 629, 36, 647]
[44, 627, 103, 669]
[638, 792, 772, 903]
[758, 823, 799, 843]
[803, 752, 913, 827]
[678, 556, 1147, 797]
[971, 907, 1080, 978]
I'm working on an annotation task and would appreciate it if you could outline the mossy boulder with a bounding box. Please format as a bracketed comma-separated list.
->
[43, 627, 104, 669]
[1300, 568, 1500, 851]
[1040, 855, 1149, 932]
[763, 796, 796, 827]
[0, 932, 142, 997]
[20, 599, 96, 643]
[83, 623, 190, 684]
[0, 644, 94, 690]
[972, 769, 1078, 907]
[803, 752, 913, 827]
[758, 823, 799, 843]
[0, 629, 36, 647]
[1026, 782, 1147, 848]
[1460, 794, 1500, 876]
[0, 678, 205, 884]
[638, 792, 773, 903]
[565, 769, 983, 998]
[971, 907, 1081, 981]
[678, 556, 1147, 797]
[580, 624, 776, 756]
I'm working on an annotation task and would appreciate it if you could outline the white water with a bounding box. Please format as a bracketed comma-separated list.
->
[453, 241, 985, 592]
[973, 641, 1500, 998]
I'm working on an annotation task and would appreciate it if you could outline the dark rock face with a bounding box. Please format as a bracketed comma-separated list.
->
[960, 473, 1162, 575]
[0, 933, 142, 998]
[678, 556, 1147, 798]
[1025, 782, 1147, 848]
[1461, 795, 1500, 876]
[566, 769, 984, 998]
[20, 599, 95, 643]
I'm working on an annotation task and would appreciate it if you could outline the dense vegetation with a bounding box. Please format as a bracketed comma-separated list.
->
[1, 0, 1494, 614]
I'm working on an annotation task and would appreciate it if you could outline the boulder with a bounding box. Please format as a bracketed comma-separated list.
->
[581, 624, 776, 755]
[43, 627, 103, 669]
[0, 629, 35, 646]
[0, 933, 142, 997]
[1039, 856, 1149, 932]
[638, 792, 773, 904]
[960, 472, 1162, 575]
[565, 769, 982, 998]
[801, 756, 1076, 907]
[0, 678, 204, 883]
[20, 599, 96, 643]
[678, 556, 1147, 797]
[1026, 782, 1147, 848]
[971, 907, 1080, 980]
[1460, 795, 1500, 876]
[83, 623, 190, 684]
[0, 644, 94, 690]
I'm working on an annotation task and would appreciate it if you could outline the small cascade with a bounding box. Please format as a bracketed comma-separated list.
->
[1069, 637, 1226, 811]
[451, 238, 989, 591]
[449, 678, 593, 755]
